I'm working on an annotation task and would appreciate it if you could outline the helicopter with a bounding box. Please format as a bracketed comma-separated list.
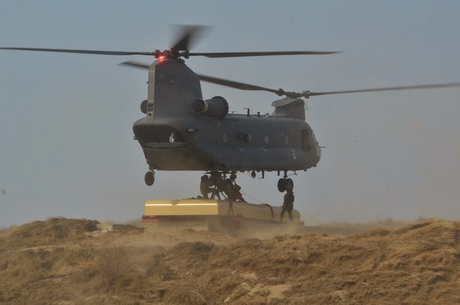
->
[2, 26, 460, 197]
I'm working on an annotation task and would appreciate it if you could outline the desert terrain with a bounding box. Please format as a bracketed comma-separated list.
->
[1, 217, 460, 304]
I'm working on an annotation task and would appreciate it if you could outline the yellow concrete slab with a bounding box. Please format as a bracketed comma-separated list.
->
[144, 199, 301, 223]
[144, 199, 218, 216]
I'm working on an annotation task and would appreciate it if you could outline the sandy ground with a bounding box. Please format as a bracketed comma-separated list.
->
[1, 217, 459, 304]
[98, 221, 367, 250]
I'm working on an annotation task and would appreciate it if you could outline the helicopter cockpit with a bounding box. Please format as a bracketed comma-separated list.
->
[133, 125, 185, 148]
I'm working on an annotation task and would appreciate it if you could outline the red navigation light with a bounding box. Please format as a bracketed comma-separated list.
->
[158, 55, 166, 62]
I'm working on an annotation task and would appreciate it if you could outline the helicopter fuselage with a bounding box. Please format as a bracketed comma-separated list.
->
[132, 58, 321, 175]
[133, 114, 321, 172]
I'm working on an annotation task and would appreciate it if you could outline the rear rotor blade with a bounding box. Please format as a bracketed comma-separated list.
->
[308, 82, 460, 97]
[188, 51, 341, 58]
[194, 79, 460, 99]
[119, 61, 460, 99]
[0, 47, 154, 56]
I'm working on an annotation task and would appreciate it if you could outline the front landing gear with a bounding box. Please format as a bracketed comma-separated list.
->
[145, 171, 155, 186]
[277, 177, 293, 192]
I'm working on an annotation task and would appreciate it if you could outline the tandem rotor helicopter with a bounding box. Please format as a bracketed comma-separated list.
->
[2, 26, 460, 198]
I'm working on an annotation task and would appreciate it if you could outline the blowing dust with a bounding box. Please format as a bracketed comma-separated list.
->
[1, 217, 460, 304]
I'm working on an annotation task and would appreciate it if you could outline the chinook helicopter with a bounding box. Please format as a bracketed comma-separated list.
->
[2, 26, 460, 196]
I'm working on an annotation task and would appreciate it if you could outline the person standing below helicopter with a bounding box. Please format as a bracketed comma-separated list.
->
[229, 173, 246, 202]
[280, 184, 294, 222]
[200, 175, 214, 199]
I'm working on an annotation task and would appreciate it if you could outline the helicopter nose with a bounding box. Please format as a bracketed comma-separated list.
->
[313, 145, 322, 165]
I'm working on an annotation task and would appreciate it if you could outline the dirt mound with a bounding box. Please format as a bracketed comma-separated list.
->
[1, 217, 460, 304]
[0, 217, 99, 249]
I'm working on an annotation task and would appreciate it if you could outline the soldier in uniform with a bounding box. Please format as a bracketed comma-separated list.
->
[229, 173, 246, 202]
[280, 184, 294, 222]
[200, 175, 214, 199]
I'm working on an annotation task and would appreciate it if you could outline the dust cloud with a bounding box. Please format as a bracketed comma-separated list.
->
[1, 217, 460, 304]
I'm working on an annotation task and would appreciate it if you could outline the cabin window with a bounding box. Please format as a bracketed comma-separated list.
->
[284, 134, 289, 145]
[302, 129, 314, 151]
[244, 133, 252, 144]
[264, 134, 270, 144]
[223, 132, 228, 143]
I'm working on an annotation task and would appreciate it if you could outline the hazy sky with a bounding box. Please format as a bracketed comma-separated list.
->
[1, 1, 460, 227]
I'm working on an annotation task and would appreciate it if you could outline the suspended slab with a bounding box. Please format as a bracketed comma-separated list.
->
[142, 198, 302, 225]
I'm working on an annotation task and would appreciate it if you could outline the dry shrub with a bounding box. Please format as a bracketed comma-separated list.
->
[145, 254, 175, 282]
[96, 245, 127, 285]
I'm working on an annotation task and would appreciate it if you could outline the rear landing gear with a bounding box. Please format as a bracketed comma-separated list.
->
[277, 177, 293, 192]
[145, 171, 155, 186]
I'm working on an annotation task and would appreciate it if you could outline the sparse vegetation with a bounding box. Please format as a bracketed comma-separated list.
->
[96, 245, 128, 285]
[1, 217, 460, 304]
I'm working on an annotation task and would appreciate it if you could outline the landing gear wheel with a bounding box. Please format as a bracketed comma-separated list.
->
[277, 178, 294, 192]
[285, 178, 294, 190]
[144, 171, 155, 186]
[277, 178, 286, 192]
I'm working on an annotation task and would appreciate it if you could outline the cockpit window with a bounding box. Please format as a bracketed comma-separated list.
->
[302, 129, 316, 151]
[134, 125, 184, 144]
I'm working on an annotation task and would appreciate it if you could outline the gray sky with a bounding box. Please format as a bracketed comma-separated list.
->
[1, 1, 460, 227]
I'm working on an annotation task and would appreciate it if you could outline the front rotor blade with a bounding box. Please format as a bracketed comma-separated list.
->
[119, 61, 150, 69]
[0, 47, 154, 56]
[309, 82, 460, 96]
[196, 74, 279, 93]
[170, 25, 211, 51]
[188, 51, 341, 58]
[120, 61, 280, 93]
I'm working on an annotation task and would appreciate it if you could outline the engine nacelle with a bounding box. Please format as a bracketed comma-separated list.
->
[140, 100, 148, 114]
[192, 96, 229, 119]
